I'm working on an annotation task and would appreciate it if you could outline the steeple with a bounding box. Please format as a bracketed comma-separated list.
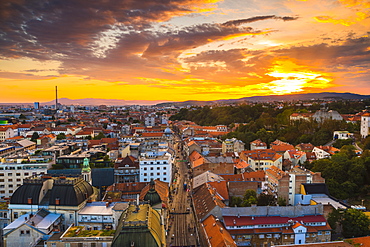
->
[81, 157, 92, 184]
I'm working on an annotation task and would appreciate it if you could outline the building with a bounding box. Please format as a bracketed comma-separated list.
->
[45, 224, 115, 247]
[139, 152, 172, 183]
[114, 155, 140, 183]
[0, 156, 52, 199]
[333, 131, 353, 140]
[0, 126, 15, 141]
[312, 110, 343, 122]
[201, 214, 237, 247]
[77, 201, 114, 230]
[3, 208, 62, 247]
[240, 149, 283, 171]
[111, 202, 166, 247]
[265, 166, 325, 205]
[361, 113, 370, 138]
[8, 175, 96, 226]
[222, 138, 245, 154]
[250, 139, 267, 150]
[221, 205, 331, 246]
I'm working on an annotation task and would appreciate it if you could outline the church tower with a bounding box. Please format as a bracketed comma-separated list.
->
[81, 157, 92, 184]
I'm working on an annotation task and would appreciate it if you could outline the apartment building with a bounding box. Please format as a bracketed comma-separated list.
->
[139, 152, 172, 183]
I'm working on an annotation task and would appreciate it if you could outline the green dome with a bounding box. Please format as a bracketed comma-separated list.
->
[144, 180, 161, 206]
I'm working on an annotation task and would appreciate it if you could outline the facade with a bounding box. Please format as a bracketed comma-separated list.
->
[361, 113, 370, 138]
[45, 225, 114, 247]
[0, 157, 52, 199]
[250, 139, 267, 150]
[8, 175, 96, 227]
[284, 150, 307, 166]
[240, 149, 283, 171]
[114, 155, 140, 183]
[77, 201, 114, 230]
[3, 208, 62, 247]
[265, 166, 325, 205]
[139, 152, 172, 183]
[221, 205, 331, 246]
[333, 131, 353, 140]
[312, 110, 343, 122]
[222, 138, 245, 154]
[0, 127, 14, 141]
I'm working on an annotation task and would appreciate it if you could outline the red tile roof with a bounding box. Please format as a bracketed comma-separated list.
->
[223, 215, 327, 226]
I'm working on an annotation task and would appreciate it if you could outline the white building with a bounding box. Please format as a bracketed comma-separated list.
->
[222, 138, 245, 154]
[361, 113, 370, 138]
[0, 127, 15, 141]
[144, 114, 156, 127]
[312, 147, 330, 160]
[0, 157, 52, 199]
[78, 201, 115, 230]
[139, 152, 172, 183]
[333, 130, 353, 140]
[3, 208, 62, 247]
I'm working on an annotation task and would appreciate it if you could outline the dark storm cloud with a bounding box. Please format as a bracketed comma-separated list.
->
[222, 15, 298, 27]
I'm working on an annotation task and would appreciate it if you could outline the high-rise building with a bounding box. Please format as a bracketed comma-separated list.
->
[33, 102, 40, 109]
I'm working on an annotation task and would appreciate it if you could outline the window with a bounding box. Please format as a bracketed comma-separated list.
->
[157, 173, 160, 175]
[26, 230, 30, 234]
[318, 231, 322, 235]
[8, 179, 12, 182]
[14, 212, 18, 219]
[163, 172, 167, 175]
[150, 167, 153, 170]
[8, 173, 12, 176]
[163, 167, 167, 170]
[16, 179, 21, 181]
[20, 230, 24, 235]
[143, 167, 147, 171]
[16, 173, 20, 176]
[150, 173, 153, 176]
[9, 184, 13, 187]
[24, 173, 29, 176]
[157, 167, 160, 170]
[0, 173, 4, 176]
[144, 173, 147, 176]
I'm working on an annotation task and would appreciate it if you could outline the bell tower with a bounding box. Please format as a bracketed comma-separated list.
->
[81, 157, 92, 184]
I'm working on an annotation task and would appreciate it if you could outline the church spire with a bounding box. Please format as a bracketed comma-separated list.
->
[82, 157, 92, 184]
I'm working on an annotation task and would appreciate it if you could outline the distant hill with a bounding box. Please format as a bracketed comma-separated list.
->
[41, 98, 169, 106]
[1, 92, 369, 107]
[156, 92, 370, 107]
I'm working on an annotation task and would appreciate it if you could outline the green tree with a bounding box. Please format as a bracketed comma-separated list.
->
[229, 196, 242, 207]
[56, 133, 66, 140]
[30, 132, 39, 142]
[242, 189, 258, 207]
[93, 132, 105, 140]
[341, 209, 370, 238]
[257, 193, 276, 206]
[277, 197, 287, 206]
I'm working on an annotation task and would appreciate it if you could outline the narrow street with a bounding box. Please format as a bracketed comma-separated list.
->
[167, 137, 197, 247]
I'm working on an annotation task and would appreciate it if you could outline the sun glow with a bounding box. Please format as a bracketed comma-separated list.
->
[265, 60, 333, 94]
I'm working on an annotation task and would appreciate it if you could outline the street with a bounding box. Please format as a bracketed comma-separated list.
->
[166, 137, 197, 247]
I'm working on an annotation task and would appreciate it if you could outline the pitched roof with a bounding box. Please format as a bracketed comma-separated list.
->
[202, 215, 237, 247]
[193, 183, 226, 221]
[208, 181, 229, 200]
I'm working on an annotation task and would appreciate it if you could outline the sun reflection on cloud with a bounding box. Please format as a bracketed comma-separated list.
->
[265, 60, 333, 94]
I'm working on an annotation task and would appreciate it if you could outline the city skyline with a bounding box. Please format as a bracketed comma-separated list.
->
[0, 0, 369, 103]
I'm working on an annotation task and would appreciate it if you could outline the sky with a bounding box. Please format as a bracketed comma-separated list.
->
[0, 0, 369, 103]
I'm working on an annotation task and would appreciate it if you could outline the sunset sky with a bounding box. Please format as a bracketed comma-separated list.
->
[0, 0, 369, 103]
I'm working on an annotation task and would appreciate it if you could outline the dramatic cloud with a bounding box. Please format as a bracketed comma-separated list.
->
[0, 0, 369, 102]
